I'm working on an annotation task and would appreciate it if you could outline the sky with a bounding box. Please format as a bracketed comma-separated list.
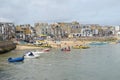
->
[0, 0, 120, 25]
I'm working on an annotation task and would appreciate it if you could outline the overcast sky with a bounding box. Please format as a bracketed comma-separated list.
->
[0, 0, 120, 25]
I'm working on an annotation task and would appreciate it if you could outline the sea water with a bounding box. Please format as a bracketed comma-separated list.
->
[0, 44, 120, 80]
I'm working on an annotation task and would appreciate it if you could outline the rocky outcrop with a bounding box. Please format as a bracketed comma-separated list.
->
[0, 41, 16, 53]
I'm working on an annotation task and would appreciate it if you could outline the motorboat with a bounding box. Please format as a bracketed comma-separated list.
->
[8, 56, 24, 62]
[24, 51, 40, 59]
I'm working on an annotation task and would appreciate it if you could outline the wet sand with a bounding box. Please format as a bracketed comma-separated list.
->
[46, 41, 91, 48]
[15, 45, 42, 50]
[15, 41, 90, 50]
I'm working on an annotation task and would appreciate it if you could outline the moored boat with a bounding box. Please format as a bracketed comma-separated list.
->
[24, 51, 40, 59]
[8, 56, 24, 62]
[89, 42, 108, 45]
[42, 48, 50, 52]
[72, 45, 90, 49]
[61, 48, 71, 51]
[61, 46, 71, 51]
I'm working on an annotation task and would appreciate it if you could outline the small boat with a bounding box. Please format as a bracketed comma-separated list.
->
[72, 45, 90, 49]
[24, 51, 40, 59]
[31, 49, 50, 55]
[61, 47, 71, 51]
[8, 56, 24, 62]
[42, 48, 50, 52]
[41, 44, 52, 48]
[89, 42, 108, 45]
[61, 48, 71, 51]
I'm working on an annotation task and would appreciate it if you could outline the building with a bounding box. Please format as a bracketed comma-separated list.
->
[0, 22, 15, 41]
[114, 26, 120, 38]
[34, 23, 51, 36]
[15, 24, 34, 41]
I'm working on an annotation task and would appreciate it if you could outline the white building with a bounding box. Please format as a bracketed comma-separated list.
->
[0, 22, 15, 40]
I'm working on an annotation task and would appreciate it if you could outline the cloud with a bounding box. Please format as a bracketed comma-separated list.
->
[0, 18, 13, 22]
[0, 0, 120, 25]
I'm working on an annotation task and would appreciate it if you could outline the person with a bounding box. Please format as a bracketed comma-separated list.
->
[64, 47, 66, 50]
[68, 46, 70, 50]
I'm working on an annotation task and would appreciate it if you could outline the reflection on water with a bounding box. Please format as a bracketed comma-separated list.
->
[0, 44, 120, 80]
[8, 62, 24, 65]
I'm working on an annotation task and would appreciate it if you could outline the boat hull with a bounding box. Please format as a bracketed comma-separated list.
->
[61, 48, 71, 51]
[72, 46, 90, 49]
[8, 57, 24, 62]
[24, 52, 40, 59]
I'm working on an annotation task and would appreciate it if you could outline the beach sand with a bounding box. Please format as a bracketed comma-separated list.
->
[46, 41, 91, 48]
[16, 40, 114, 50]
[15, 45, 42, 50]
[15, 41, 91, 50]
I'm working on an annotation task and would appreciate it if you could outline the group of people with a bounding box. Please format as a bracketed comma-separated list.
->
[61, 43, 71, 51]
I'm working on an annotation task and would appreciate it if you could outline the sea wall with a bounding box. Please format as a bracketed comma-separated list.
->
[0, 41, 16, 53]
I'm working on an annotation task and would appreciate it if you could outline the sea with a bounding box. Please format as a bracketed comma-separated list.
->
[0, 43, 120, 80]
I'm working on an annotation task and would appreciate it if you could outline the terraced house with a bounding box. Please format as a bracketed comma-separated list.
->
[34, 23, 51, 36]
[15, 24, 35, 42]
[34, 22, 116, 40]
[0, 22, 15, 41]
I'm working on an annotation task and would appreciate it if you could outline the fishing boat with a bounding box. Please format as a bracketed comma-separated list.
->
[61, 46, 71, 51]
[24, 51, 40, 59]
[72, 45, 90, 49]
[8, 56, 24, 62]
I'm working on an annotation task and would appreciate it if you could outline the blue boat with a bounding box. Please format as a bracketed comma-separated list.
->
[89, 42, 108, 46]
[8, 56, 24, 62]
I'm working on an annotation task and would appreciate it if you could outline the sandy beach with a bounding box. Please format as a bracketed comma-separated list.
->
[15, 45, 42, 50]
[15, 40, 91, 50]
[15, 40, 116, 50]
[46, 40, 91, 48]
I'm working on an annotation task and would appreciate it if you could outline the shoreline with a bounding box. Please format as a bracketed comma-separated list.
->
[15, 40, 117, 50]
[46, 41, 91, 48]
[15, 41, 90, 50]
[15, 45, 42, 50]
